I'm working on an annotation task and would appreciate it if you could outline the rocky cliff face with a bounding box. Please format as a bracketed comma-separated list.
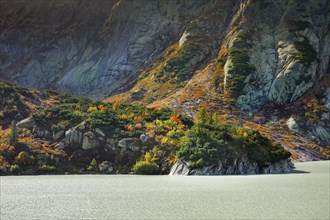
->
[222, 0, 330, 113]
[1, 0, 329, 110]
[0, 0, 238, 99]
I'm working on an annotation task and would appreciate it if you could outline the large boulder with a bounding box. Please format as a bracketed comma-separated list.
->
[16, 118, 35, 129]
[118, 138, 142, 152]
[98, 161, 114, 173]
[169, 160, 190, 176]
[64, 129, 83, 146]
[82, 131, 100, 150]
[287, 117, 299, 132]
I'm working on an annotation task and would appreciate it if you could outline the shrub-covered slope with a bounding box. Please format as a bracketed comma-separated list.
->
[0, 81, 292, 175]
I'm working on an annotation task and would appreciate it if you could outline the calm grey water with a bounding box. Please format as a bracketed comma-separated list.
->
[0, 161, 329, 220]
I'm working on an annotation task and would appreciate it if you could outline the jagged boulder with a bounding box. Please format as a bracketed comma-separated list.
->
[287, 117, 299, 132]
[169, 160, 190, 176]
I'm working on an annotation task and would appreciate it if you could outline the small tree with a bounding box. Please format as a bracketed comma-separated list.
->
[196, 107, 207, 125]
[9, 120, 18, 145]
[210, 112, 220, 126]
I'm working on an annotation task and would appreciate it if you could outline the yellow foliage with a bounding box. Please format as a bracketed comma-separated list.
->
[87, 106, 98, 113]
[166, 130, 176, 137]
[113, 101, 120, 110]
[145, 123, 155, 130]
[161, 137, 168, 144]
[127, 124, 134, 131]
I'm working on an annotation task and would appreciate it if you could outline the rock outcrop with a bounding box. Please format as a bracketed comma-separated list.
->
[169, 158, 295, 176]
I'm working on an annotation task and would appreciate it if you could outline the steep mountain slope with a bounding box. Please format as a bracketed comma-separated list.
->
[0, 0, 238, 99]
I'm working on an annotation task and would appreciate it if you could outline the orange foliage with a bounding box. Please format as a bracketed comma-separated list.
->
[291, 154, 299, 160]
[148, 129, 155, 138]
[170, 115, 181, 124]
[193, 92, 201, 99]
[134, 115, 144, 121]
[135, 123, 142, 129]
[100, 106, 107, 113]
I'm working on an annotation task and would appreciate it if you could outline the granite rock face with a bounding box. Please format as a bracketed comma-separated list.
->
[169, 158, 295, 176]
[222, 0, 330, 113]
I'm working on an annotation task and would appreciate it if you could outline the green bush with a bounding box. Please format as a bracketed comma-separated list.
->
[87, 158, 98, 171]
[38, 165, 56, 173]
[10, 164, 20, 173]
[132, 161, 159, 175]
[178, 108, 291, 168]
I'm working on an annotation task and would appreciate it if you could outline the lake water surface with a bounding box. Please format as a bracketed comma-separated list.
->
[1, 161, 329, 220]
